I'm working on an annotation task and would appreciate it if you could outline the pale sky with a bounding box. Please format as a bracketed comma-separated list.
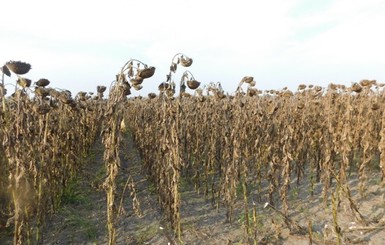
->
[1, 0, 385, 96]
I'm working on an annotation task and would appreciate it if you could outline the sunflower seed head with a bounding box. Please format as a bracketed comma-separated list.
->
[241, 76, 254, 84]
[298, 84, 306, 90]
[359, 79, 376, 87]
[137, 66, 155, 79]
[6, 60, 31, 75]
[97, 85, 107, 93]
[148, 92, 157, 99]
[187, 79, 200, 90]
[180, 57, 193, 67]
[351, 83, 362, 93]
[36, 78, 50, 87]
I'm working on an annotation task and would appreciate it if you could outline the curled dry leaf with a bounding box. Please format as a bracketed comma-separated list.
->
[116, 73, 128, 83]
[128, 61, 134, 77]
[17, 77, 32, 88]
[32, 103, 51, 115]
[314, 86, 322, 92]
[49, 88, 61, 98]
[122, 81, 131, 95]
[130, 77, 144, 86]
[35, 87, 50, 98]
[215, 92, 226, 99]
[1, 65, 11, 77]
[166, 88, 175, 97]
[58, 91, 73, 104]
[170, 63, 177, 73]
[133, 84, 143, 91]
[11, 89, 26, 98]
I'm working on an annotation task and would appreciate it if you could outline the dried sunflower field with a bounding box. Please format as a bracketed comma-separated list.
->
[1, 56, 385, 245]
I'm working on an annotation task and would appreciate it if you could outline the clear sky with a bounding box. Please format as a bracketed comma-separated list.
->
[1, 0, 385, 96]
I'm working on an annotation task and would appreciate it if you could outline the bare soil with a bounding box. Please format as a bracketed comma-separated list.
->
[39, 131, 244, 245]
[2, 131, 385, 244]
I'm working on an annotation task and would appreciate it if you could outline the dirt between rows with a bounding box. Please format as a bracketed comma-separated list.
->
[2, 131, 385, 244]
[38, 131, 244, 245]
